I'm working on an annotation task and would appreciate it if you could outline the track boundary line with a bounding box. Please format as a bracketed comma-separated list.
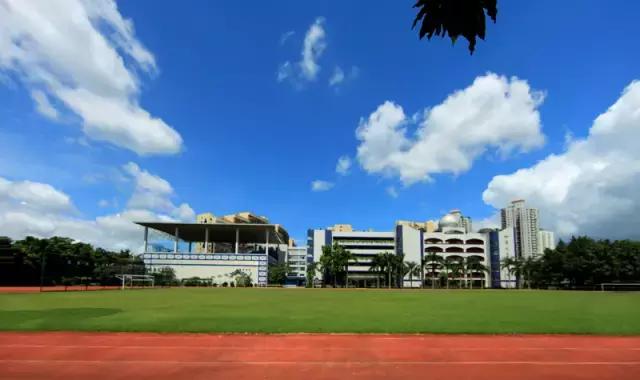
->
[1, 344, 639, 351]
[2, 359, 640, 366]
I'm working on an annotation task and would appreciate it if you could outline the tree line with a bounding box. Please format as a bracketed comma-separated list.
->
[0, 236, 145, 286]
[502, 237, 640, 289]
[306, 237, 639, 289]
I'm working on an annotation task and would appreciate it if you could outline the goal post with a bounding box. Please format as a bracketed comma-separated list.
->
[116, 274, 155, 290]
[600, 283, 640, 291]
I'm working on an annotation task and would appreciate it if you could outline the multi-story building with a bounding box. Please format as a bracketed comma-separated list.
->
[501, 200, 540, 258]
[308, 210, 489, 288]
[538, 229, 556, 254]
[308, 228, 395, 287]
[286, 246, 307, 285]
[421, 211, 488, 288]
[139, 212, 289, 286]
[480, 227, 518, 288]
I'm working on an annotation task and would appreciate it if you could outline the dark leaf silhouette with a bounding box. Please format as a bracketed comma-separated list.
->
[412, 0, 498, 54]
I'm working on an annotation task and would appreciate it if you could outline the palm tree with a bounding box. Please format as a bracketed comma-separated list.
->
[521, 256, 538, 289]
[383, 252, 395, 288]
[501, 257, 523, 289]
[404, 261, 420, 288]
[319, 245, 335, 288]
[465, 256, 489, 289]
[334, 246, 355, 288]
[368, 253, 386, 288]
[306, 261, 319, 288]
[442, 256, 458, 289]
[448, 258, 465, 289]
[424, 252, 443, 289]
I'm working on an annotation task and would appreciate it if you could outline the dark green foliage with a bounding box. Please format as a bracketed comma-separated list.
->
[267, 262, 289, 285]
[369, 252, 405, 288]
[182, 277, 208, 287]
[319, 243, 355, 287]
[412, 0, 498, 54]
[0, 235, 145, 286]
[505, 237, 640, 289]
[151, 267, 178, 286]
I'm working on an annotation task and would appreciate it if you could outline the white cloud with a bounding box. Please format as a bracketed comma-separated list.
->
[0, 0, 182, 155]
[277, 17, 326, 85]
[311, 180, 334, 192]
[386, 186, 399, 198]
[356, 73, 545, 184]
[0, 177, 72, 213]
[30, 90, 58, 120]
[329, 66, 345, 86]
[277, 61, 293, 82]
[336, 155, 352, 175]
[483, 80, 640, 240]
[279, 30, 295, 45]
[329, 66, 359, 87]
[98, 199, 109, 208]
[300, 17, 326, 81]
[0, 163, 194, 251]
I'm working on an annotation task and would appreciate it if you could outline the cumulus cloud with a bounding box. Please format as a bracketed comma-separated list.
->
[0, 177, 72, 213]
[0, 163, 194, 251]
[0, 0, 182, 155]
[311, 180, 334, 192]
[356, 73, 545, 184]
[336, 155, 352, 175]
[483, 80, 640, 239]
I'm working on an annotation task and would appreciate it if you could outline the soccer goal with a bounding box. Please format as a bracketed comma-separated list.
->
[600, 283, 640, 291]
[116, 274, 155, 290]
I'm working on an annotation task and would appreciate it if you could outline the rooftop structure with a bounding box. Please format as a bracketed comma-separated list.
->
[136, 219, 289, 286]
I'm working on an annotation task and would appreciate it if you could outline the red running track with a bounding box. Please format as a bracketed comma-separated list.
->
[0, 332, 639, 380]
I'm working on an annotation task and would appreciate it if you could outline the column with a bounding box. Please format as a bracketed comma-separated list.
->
[143, 227, 149, 253]
[174, 227, 179, 253]
[235, 228, 239, 254]
[264, 229, 270, 287]
[205, 228, 209, 253]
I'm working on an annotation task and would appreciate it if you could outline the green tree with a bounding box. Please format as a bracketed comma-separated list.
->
[152, 267, 177, 286]
[230, 269, 252, 287]
[424, 252, 443, 289]
[267, 262, 289, 285]
[465, 256, 489, 289]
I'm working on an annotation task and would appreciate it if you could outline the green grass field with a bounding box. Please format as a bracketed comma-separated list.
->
[1, 288, 639, 334]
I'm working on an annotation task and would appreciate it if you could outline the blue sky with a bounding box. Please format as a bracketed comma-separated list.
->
[1, 1, 640, 249]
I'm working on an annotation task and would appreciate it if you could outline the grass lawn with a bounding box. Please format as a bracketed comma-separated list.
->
[1, 288, 639, 334]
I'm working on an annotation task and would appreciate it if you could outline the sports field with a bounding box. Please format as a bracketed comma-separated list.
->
[1, 288, 640, 334]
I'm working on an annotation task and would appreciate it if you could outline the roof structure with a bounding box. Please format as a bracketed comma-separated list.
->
[135, 222, 289, 245]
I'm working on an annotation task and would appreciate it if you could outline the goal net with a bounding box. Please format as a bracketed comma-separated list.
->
[116, 274, 155, 290]
[600, 283, 640, 291]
